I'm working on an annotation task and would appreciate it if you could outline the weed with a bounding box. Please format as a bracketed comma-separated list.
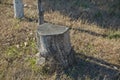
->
[26, 57, 36, 69]
[5, 46, 20, 60]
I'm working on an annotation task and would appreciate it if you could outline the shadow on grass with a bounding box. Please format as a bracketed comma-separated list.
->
[24, 16, 38, 22]
[70, 27, 108, 38]
[43, 0, 120, 29]
[0, 2, 13, 6]
[70, 27, 120, 39]
[63, 51, 120, 80]
[23, 16, 51, 24]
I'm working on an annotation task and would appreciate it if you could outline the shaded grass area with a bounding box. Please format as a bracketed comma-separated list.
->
[43, 0, 120, 29]
[63, 53, 120, 80]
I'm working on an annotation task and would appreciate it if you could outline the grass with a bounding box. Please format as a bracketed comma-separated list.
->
[72, 0, 90, 8]
[108, 30, 120, 39]
[0, 0, 120, 80]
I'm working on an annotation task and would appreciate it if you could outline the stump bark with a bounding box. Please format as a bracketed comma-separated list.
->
[36, 23, 75, 68]
[13, 0, 24, 18]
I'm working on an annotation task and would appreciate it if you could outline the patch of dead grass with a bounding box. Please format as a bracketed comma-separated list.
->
[0, 0, 120, 80]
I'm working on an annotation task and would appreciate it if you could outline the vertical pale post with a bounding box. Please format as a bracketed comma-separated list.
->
[13, 0, 24, 18]
[38, 0, 44, 25]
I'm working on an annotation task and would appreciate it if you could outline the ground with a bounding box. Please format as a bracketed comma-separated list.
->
[0, 0, 120, 80]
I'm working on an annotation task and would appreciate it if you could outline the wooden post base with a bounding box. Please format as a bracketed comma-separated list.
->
[13, 0, 24, 18]
[36, 23, 75, 68]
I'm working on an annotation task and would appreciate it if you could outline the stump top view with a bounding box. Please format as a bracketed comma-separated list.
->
[37, 23, 69, 35]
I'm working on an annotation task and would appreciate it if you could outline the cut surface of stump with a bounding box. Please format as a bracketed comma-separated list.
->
[36, 23, 75, 69]
[37, 23, 69, 35]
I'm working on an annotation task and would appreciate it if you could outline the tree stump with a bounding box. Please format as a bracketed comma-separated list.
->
[36, 23, 75, 69]
[13, 0, 24, 18]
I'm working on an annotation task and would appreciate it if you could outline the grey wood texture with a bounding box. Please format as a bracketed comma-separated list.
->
[37, 23, 75, 68]
[13, 0, 24, 18]
[37, 23, 69, 35]
[38, 0, 44, 25]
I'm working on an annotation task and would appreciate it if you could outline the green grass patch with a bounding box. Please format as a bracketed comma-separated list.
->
[5, 38, 38, 65]
[5, 45, 21, 60]
[108, 31, 120, 39]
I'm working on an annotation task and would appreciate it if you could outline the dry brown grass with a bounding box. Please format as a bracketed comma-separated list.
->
[0, 0, 120, 80]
